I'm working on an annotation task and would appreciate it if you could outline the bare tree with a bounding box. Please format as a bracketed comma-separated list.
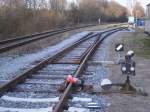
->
[49, 0, 66, 14]
[133, 1, 145, 18]
[0, 0, 128, 39]
[68, 2, 80, 24]
[25, 0, 37, 9]
[104, 1, 127, 22]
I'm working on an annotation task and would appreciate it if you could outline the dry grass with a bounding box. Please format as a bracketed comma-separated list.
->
[123, 30, 150, 59]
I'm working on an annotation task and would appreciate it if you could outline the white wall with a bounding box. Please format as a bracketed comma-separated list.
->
[147, 5, 150, 18]
[145, 5, 150, 33]
[145, 20, 150, 33]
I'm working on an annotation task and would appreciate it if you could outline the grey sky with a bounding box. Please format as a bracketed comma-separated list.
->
[68, 0, 150, 9]
[115, 0, 150, 9]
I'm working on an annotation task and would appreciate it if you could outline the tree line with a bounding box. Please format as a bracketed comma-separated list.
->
[0, 0, 144, 38]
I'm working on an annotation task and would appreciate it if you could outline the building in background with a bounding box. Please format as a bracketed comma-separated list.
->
[145, 3, 150, 34]
[146, 3, 150, 17]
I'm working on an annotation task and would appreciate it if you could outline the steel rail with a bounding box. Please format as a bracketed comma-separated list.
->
[0, 24, 95, 53]
[0, 28, 124, 96]
[53, 34, 101, 112]
[53, 28, 125, 112]
[0, 27, 125, 111]
[0, 24, 95, 45]
[0, 29, 63, 45]
[0, 32, 98, 96]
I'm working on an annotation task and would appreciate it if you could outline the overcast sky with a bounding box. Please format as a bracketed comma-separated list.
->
[68, 0, 150, 10]
[115, 0, 150, 9]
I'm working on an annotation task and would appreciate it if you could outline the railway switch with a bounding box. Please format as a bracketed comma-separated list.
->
[121, 55, 136, 76]
[64, 75, 84, 92]
[100, 47, 140, 94]
[120, 50, 136, 92]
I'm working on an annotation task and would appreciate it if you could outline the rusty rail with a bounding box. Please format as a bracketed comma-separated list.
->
[0, 32, 95, 96]
[53, 34, 101, 112]
[0, 27, 125, 109]
[53, 28, 125, 112]
[0, 24, 96, 53]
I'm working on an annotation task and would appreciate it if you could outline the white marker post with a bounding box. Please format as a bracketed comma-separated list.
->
[98, 18, 101, 25]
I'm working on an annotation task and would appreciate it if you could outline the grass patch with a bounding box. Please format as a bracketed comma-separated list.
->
[140, 38, 150, 48]
[123, 32, 150, 59]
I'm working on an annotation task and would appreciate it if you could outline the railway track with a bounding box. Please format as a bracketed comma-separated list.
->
[0, 27, 126, 112]
[0, 24, 95, 53]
